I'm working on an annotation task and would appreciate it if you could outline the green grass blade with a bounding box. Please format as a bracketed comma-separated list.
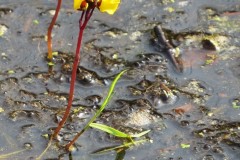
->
[92, 139, 149, 154]
[82, 70, 127, 132]
[90, 123, 129, 138]
[90, 123, 151, 139]
[0, 149, 26, 159]
[130, 130, 151, 138]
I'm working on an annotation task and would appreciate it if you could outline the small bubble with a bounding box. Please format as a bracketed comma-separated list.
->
[203, 144, 211, 150]
[24, 143, 33, 150]
[103, 79, 110, 85]
[63, 132, 74, 141]
[202, 155, 214, 160]
[212, 146, 223, 153]
[180, 120, 190, 126]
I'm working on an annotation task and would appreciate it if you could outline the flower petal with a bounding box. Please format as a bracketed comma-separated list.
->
[99, 0, 121, 15]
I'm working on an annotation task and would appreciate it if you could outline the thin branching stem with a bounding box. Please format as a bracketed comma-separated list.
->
[53, 7, 94, 138]
[53, 10, 86, 138]
[47, 0, 62, 61]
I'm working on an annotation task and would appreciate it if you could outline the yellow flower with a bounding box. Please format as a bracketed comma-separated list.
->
[73, 0, 121, 15]
[98, 0, 121, 15]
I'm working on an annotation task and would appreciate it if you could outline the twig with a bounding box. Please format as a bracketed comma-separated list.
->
[154, 25, 182, 72]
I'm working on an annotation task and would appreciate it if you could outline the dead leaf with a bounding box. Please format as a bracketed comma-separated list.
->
[173, 103, 193, 115]
[181, 49, 216, 68]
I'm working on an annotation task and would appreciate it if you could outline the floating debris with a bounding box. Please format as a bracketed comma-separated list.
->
[0, 107, 4, 113]
[232, 99, 240, 109]
[33, 19, 39, 25]
[48, 9, 56, 16]
[0, 24, 8, 36]
[180, 143, 190, 149]
[153, 25, 183, 72]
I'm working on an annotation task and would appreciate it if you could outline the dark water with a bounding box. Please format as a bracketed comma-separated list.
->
[0, 0, 240, 159]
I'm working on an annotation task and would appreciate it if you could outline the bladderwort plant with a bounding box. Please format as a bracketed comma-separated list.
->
[0, 1, 150, 159]
[36, 0, 151, 158]
[50, 0, 122, 141]
[37, 70, 128, 159]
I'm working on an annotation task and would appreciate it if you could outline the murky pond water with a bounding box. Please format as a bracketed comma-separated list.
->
[0, 0, 240, 159]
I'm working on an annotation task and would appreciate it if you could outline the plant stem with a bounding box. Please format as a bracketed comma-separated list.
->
[53, 8, 94, 138]
[47, 0, 62, 61]
[65, 69, 127, 150]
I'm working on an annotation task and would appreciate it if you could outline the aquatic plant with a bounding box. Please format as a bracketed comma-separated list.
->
[66, 69, 127, 150]
[52, 0, 121, 139]
[43, 0, 150, 157]
[37, 69, 127, 159]
[89, 123, 150, 139]
[41, 0, 125, 154]
[92, 139, 149, 154]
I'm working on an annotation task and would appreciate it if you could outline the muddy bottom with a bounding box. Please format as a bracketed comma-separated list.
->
[0, 0, 240, 159]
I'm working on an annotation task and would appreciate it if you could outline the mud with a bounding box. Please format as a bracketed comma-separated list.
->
[0, 0, 240, 159]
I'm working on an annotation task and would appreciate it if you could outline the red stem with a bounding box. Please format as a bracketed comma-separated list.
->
[65, 8, 95, 149]
[47, 0, 62, 60]
[53, 11, 85, 138]
[53, 8, 94, 138]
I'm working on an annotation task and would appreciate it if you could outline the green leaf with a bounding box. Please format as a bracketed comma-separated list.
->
[90, 123, 128, 138]
[90, 123, 150, 139]
[82, 70, 127, 132]
[130, 130, 151, 138]
[92, 139, 148, 154]
[180, 143, 190, 149]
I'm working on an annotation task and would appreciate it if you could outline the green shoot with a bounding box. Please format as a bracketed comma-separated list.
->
[66, 69, 127, 149]
[90, 123, 129, 138]
[89, 123, 150, 138]
[92, 139, 149, 154]
[83, 69, 127, 129]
